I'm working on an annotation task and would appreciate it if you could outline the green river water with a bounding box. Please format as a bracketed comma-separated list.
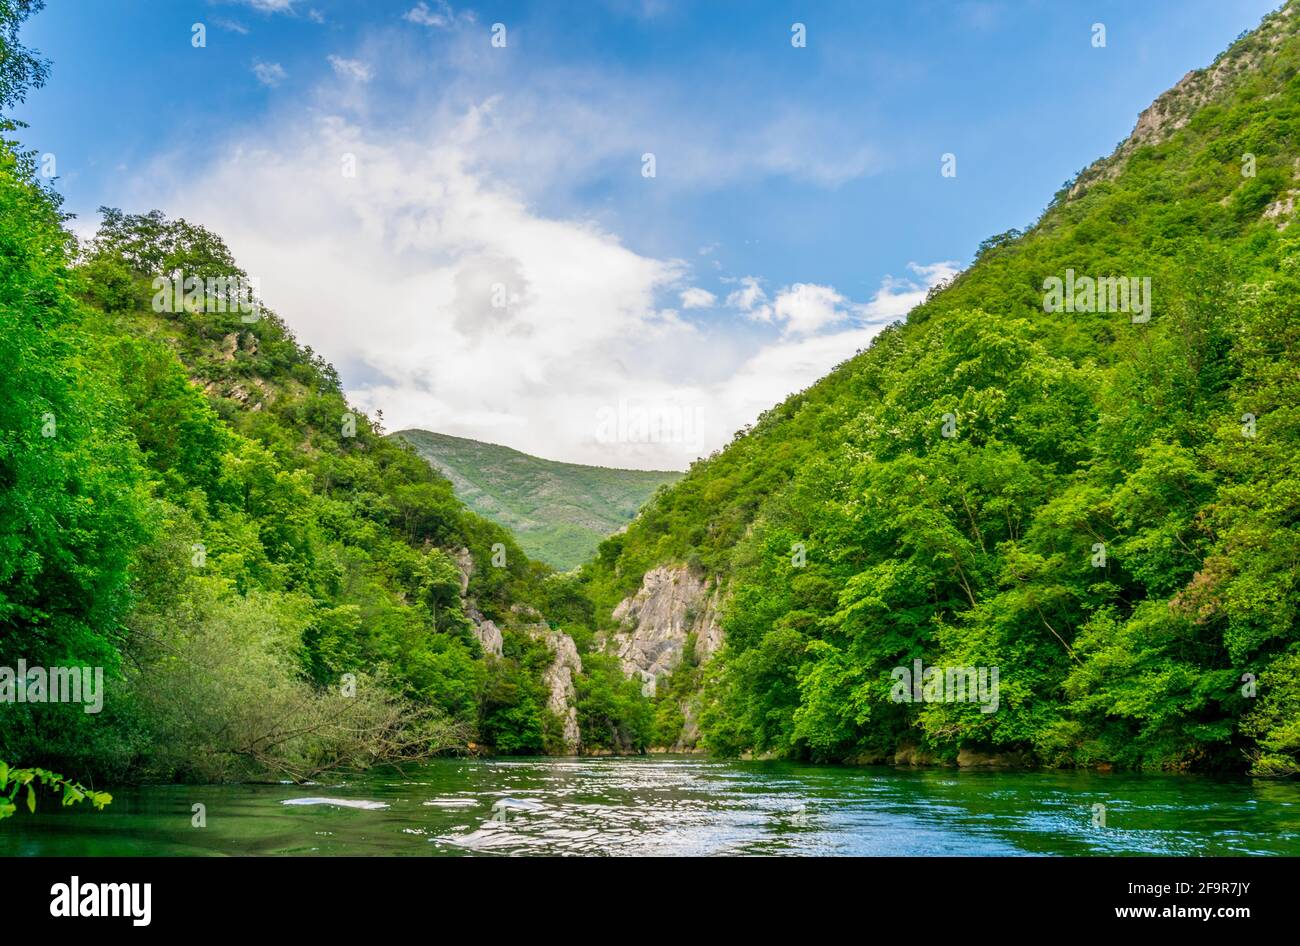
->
[4, 757, 1299, 856]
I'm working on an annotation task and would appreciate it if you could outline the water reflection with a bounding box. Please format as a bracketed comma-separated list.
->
[2, 758, 1298, 857]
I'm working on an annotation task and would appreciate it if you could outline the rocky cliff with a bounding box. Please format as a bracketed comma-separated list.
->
[525, 623, 583, 752]
[1070, 2, 1295, 199]
[610, 565, 724, 696]
[451, 547, 582, 752]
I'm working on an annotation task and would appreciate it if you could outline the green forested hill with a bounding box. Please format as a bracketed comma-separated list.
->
[0, 4, 653, 783]
[582, 2, 1300, 775]
[0, 173, 654, 780]
[394, 429, 681, 571]
[0, 172, 578, 779]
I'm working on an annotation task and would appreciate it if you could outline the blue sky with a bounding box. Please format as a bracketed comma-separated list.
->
[14, 0, 1281, 468]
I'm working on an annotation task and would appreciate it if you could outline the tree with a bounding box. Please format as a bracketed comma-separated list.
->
[0, 762, 111, 820]
[0, 0, 48, 115]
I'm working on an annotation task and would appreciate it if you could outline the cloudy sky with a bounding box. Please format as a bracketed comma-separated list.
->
[16, 0, 1277, 469]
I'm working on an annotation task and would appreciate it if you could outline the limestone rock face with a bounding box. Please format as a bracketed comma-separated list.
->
[526, 624, 583, 753]
[510, 602, 542, 621]
[473, 617, 504, 658]
[611, 565, 724, 695]
[1069, 3, 1295, 200]
[445, 545, 581, 750]
[451, 546, 474, 595]
[451, 548, 503, 657]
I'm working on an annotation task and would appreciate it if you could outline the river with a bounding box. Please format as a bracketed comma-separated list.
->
[4, 757, 1299, 856]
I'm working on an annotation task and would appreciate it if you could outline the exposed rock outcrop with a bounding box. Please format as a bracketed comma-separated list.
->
[447, 545, 579, 748]
[610, 565, 724, 695]
[1069, 3, 1296, 200]
[203, 376, 271, 411]
[449, 547, 504, 657]
[219, 330, 259, 361]
[1263, 191, 1298, 229]
[450, 546, 474, 595]
[470, 611, 503, 658]
[526, 624, 583, 753]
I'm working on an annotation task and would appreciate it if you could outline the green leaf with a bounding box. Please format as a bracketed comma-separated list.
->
[25, 784, 35, 814]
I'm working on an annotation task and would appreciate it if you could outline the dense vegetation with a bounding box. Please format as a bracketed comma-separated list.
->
[5, 0, 1299, 795]
[0, 164, 573, 779]
[396, 429, 680, 571]
[582, 3, 1300, 775]
[0, 1, 656, 786]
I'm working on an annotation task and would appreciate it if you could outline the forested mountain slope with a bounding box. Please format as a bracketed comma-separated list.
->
[1, 160, 650, 782]
[582, 2, 1300, 774]
[395, 429, 680, 571]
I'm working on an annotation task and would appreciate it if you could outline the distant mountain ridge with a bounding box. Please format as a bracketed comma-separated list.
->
[393, 429, 682, 570]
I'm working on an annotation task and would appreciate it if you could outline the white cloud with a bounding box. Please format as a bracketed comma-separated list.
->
[213, 18, 250, 34]
[679, 287, 716, 309]
[770, 283, 851, 337]
[725, 276, 768, 318]
[862, 261, 961, 319]
[403, 1, 472, 28]
[722, 260, 957, 343]
[233, 0, 296, 13]
[128, 30, 918, 470]
[146, 107, 706, 467]
[328, 56, 373, 82]
[252, 61, 287, 86]
[750, 112, 878, 188]
[413, 56, 879, 196]
[725, 278, 849, 337]
[705, 263, 959, 427]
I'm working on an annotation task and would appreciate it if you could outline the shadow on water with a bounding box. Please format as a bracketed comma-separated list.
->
[2, 757, 1298, 856]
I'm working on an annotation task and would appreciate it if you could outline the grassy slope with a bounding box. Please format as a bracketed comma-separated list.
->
[579, 3, 1300, 771]
[395, 429, 681, 571]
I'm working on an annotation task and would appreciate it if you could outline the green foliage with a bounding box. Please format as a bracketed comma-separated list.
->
[1244, 653, 1300, 777]
[0, 142, 609, 778]
[477, 630, 552, 754]
[0, 151, 151, 671]
[576, 651, 652, 752]
[582, 6, 1300, 773]
[0, 1, 47, 114]
[0, 761, 110, 821]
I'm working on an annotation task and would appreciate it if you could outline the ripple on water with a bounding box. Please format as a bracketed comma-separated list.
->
[5, 758, 1300, 857]
[281, 797, 390, 810]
